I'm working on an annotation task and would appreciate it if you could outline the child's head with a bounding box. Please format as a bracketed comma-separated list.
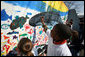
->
[27, 51, 34, 56]
[17, 38, 33, 56]
[51, 24, 72, 42]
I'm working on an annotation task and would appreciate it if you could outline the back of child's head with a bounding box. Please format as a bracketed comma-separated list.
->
[17, 38, 33, 56]
[27, 51, 34, 56]
[51, 24, 72, 41]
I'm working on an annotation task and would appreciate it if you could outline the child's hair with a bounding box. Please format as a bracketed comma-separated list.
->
[71, 30, 79, 41]
[27, 51, 34, 56]
[17, 38, 34, 56]
[51, 24, 72, 41]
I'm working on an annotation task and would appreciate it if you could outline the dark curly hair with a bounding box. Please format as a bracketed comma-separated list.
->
[51, 24, 72, 41]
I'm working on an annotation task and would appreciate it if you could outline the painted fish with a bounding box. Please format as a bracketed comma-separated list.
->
[29, 11, 61, 27]
[7, 31, 19, 35]
[1, 24, 10, 29]
[1, 9, 12, 21]
[10, 15, 29, 30]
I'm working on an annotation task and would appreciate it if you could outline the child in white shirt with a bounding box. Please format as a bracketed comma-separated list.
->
[41, 16, 72, 56]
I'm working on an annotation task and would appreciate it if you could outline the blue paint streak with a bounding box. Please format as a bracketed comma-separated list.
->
[1, 9, 12, 21]
[7, 31, 19, 34]
[4, 1, 46, 12]
[27, 12, 32, 15]
[16, 11, 21, 12]
[4, 1, 68, 16]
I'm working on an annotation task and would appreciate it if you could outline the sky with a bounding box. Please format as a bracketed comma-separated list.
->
[64, 1, 84, 15]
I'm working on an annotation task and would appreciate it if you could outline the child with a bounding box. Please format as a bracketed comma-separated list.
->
[17, 38, 34, 56]
[79, 18, 84, 44]
[70, 30, 79, 45]
[41, 16, 72, 56]
[69, 30, 84, 56]
[6, 38, 34, 56]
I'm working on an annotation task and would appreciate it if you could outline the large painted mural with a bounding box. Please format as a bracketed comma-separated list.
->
[1, 1, 68, 56]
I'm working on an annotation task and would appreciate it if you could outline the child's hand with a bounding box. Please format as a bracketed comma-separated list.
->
[40, 16, 48, 32]
[41, 16, 44, 22]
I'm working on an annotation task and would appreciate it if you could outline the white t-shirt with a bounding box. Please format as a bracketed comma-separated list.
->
[46, 29, 72, 56]
[32, 47, 38, 56]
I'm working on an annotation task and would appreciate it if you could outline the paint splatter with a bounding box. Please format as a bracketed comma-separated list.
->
[19, 33, 27, 37]
[1, 24, 10, 29]
[7, 31, 19, 35]
[1, 41, 7, 44]
[22, 29, 24, 31]
[30, 36, 32, 39]
[24, 24, 30, 31]
[13, 35, 18, 39]
[1, 9, 12, 21]
[16, 11, 21, 12]
[27, 12, 32, 15]
[39, 30, 43, 34]
[7, 39, 16, 46]
[1, 33, 3, 39]
[3, 44, 10, 53]
[16, 10, 32, 15]
[1, 33, 3, 34]
[28, 28, 34, 34]
[4, 35, 10, 40]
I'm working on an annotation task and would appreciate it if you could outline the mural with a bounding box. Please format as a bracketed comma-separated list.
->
[1, 1, 68, 56]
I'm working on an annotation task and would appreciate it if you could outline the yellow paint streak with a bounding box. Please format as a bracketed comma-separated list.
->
[43, 1, 68, 12]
